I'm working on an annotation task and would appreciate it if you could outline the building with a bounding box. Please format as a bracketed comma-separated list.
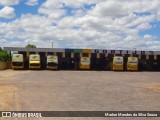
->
[4, 47, 160, 71]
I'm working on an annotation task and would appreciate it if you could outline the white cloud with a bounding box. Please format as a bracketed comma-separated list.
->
[156, 9, 160, 20]
[38, 0, 97, 19]
[144, 35, 153, 39]
[89, 0, 160, 18]
[0, 0, 19, 6]
[89, 1, 128, 18]
[136, 23, 152, 31]
[62, 0, 93, 8]
[38, 0, 65, 19]
[0, 6, 15, 19]
[25, 0, 38, 6]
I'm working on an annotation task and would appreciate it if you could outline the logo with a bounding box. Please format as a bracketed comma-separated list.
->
[116, 57, 121, 60]
[131, 58, 135, 60]
[83, 57, 87, 61]
[15, 55, 20, 58]
[32, 56, 37, 59]
[82, 57, 89, 62]
[48, 56, 54, 59]
[2, 112, 11, 117]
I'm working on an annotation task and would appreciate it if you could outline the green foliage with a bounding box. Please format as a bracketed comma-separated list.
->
[25, 44, 36, 48]
[0, 49, 10, 62]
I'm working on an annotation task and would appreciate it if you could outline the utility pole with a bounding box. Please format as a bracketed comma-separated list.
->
[52, 42, 53, 48]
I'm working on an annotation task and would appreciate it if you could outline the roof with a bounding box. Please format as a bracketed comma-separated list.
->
[4, 47, 64, 52]
[4, 47, 160, 55]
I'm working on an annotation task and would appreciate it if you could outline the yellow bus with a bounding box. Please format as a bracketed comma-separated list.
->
[113, 56, 124, 71]
[127, 57, 138, 71]
[29, 54, 41, 69]
[46, 55, 58, 69]
[12, 54, 24, 69]
[79, 57, 90, 70]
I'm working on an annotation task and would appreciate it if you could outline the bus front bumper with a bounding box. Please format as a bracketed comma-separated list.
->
[79, 65, 90, 69]
[12, 66, 24, 69]
[113, 65, 123, 71]
[29, 65, 40, 69]
[127, 65, 138, 71]
[47, 66, 58, 69]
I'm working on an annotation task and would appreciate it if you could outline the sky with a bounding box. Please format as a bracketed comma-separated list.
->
[0, 0, 160, 50]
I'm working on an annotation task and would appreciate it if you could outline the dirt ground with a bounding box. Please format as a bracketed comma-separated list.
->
[0, 69, 160, 120]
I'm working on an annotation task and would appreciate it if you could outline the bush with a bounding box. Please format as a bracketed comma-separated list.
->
[0, 49, 10, 62]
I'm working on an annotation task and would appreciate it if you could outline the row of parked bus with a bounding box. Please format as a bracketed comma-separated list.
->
[12, 54, 58, 70]
[11, 54, 138, 71]
[113, 56, 138, 71]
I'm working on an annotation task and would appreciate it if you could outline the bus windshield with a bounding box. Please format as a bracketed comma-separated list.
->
[128, 57, 138, 65]
[80, 57, 90, 65]
[29, 55, 40, 61]
[47, 56, 58, 63]
[113, 57, 123, 65]
[12, 54, 23, 62]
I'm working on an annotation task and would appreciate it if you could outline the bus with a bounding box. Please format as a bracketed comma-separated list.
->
[127, 57, 138, 71]
[113, 56, 124, 71]
[12, 54, 24, 69]
[29, 54, 41, 69]
[79, 57, 90, 69]
[46, 55, 58, 69]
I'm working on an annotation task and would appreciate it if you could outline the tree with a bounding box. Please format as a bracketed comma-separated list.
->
[0, 49, 10, 62]
[25, 44, 36, 48]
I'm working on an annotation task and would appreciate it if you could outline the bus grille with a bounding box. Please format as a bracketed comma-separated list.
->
[47, 63, 58, 66]
[12, 62, 23, 66]
[30, 63, 40, 66]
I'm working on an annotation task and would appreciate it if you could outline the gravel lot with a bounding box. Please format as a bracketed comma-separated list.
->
[0, 70, 160, 120]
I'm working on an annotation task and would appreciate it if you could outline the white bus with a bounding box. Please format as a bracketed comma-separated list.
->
[79, 57, 90, 69]
[46, 55, 58, 69]
[29, 54, 41, 69]
[12, 54, 24, 69]
[127, 57, 138, 71]
[113, 56, 124, 71]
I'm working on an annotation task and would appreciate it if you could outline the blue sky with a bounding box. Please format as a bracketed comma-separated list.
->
[0, 0, 160, 50]
[139, 22, 160, 37]
[0, 0, 43, 21]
